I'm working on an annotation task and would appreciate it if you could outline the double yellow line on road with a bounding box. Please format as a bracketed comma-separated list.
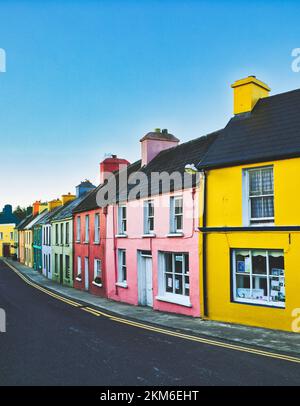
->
[4, 260, 300, 365]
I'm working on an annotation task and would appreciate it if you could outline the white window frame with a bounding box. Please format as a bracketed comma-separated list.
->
[94, 213, 100, 243]
[85, 215, 89, 242]
[65, 222, 70, 245]
[243, 166, 274, 226]
[232, 249, 285, 308]
[156, 252, 191, 307]
[118, 249, 127, 284]
[118, 205, 127, 235]
[77, 256, 82, 278]
[94, 259, 102, 280]
[60, 223, 64, 245]
[76, 216, 81, 242]
[170, 196, 183, 233]
[65, 255, 70, 280]
[144, 200, 154, 234]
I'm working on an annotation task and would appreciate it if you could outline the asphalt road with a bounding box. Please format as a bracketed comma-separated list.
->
[0, 259, 300, 386]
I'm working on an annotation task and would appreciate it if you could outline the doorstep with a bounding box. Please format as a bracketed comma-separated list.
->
[3, 258, 300, 357]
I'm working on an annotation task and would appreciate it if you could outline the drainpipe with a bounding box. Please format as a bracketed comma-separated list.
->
[103, 206, 108, 296]
[112, 205, 119, 295]
[202, 170, 208, 318]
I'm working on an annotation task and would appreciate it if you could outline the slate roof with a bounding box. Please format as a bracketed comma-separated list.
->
[16, 215, 35, 230]
[74, 132, 218, 213]
[198, 88, 300, 169]
[34, 205, 66, 226]
[24, 210, 48, 230]
[51, 193, 94, 221]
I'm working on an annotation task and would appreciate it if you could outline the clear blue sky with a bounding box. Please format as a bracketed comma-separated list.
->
[0, 0, 300, 209]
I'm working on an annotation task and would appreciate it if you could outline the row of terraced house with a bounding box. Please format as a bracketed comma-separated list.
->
[4, 76, 300, 333]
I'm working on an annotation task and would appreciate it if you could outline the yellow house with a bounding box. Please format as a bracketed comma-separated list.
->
[198, 76, 300, 332]
[0, 205, 20, 257]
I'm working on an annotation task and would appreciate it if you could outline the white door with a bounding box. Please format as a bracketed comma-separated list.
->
[84, 257, 89, 291]
[145, 257, 153, 307]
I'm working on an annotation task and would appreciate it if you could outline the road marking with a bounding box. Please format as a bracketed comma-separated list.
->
[3, 261, 81, 308]
[3, 260, 300, 365]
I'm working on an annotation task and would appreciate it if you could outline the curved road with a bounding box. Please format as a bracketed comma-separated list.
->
[0, 260, 299, 386]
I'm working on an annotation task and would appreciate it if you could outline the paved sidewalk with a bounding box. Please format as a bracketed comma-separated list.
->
[3, 258, 300, 357]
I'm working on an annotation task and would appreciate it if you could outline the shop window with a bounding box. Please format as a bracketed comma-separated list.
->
[232, 249, 285, 308]
[160, 252, 190, 301]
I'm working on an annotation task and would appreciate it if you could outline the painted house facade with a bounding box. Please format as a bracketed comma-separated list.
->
[24, 203, 48, 268]
[51, 185, 95, 287]
[198, 76, 300, 332]
[73, 157, 129, 296]
[103, 129, 216, 317]
[34, 199, 64, 279]
[0, 205, 20, 257]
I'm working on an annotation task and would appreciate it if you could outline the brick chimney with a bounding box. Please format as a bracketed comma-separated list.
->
[140, 128, 179, 166]
[231, 76, 270, 115]
[32, 201, 41, 216]
[61, 193, 76, 205]
[100, 155, 130, 184]
[47, 199, 62, 211]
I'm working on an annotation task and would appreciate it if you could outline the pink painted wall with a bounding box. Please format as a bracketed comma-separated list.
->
[105, 188, 201, 317]
[141, 139, 178, 166]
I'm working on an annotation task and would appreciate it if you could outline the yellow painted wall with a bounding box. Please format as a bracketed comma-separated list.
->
[18, 230, 26, 263]
[0, 224, 16, 256]
[203, 158, 300, 332]
[24, 230, 33, 267]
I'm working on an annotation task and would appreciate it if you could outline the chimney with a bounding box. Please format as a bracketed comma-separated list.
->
[48, 199, 62, 211]
[231, 76, 270, 115]
[26, 206, 33, 216]
[100, 155, 130, 184]
[32, 201, 41, 216]
[140, 128, 179, 166]
[75, 180, 96, 198]
[61, 193, 76, 205]
[3, 204, 12, 215]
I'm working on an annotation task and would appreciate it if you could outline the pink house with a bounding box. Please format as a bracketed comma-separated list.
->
[104, 129, 217, 317]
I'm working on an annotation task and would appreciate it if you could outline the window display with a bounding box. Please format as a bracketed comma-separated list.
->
[232, 249, 285, 308]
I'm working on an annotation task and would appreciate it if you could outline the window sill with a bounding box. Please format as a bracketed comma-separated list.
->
[83, 241, 90, 244]
[156, 295, 192, 307]
[93, 241, 100, 245]
[92, 281, 103, 288]
[116, 282, 128, 288]
[166, 232, 184, 238]
[75, 277, 82, 282]
[142, 233, 156, 238]
[249, 222, 274, 227]
[75, 240, 81, 244]
[115, 234, 128, 238]
[233, 298, 285, 309]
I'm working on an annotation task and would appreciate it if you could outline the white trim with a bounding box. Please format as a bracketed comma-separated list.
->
[115, 234, 128, 238]
[92, 281, 103, 288]
[156, 295, 192, 307]
[115, 281, 128, 288]
[166, 232, 184, 237]
[142, 233, 156, 238]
